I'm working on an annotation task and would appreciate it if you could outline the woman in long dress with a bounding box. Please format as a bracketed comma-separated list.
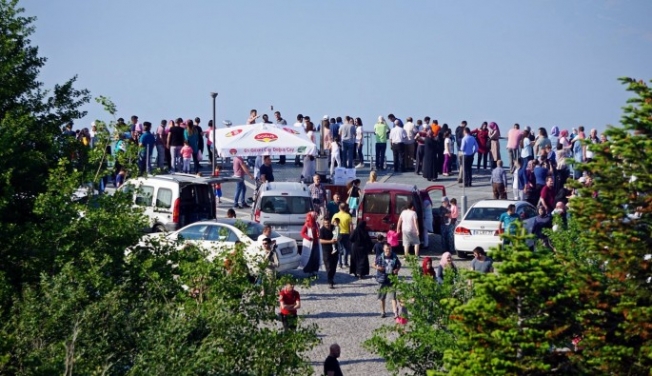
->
[300, 212, 321, 276]
[349, 221, 371, 278]
[488, 122, 501, 169]
[422, 129, 438, 181]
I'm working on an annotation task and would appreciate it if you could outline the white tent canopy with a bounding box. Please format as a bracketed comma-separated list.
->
[210, 123, 317, 157]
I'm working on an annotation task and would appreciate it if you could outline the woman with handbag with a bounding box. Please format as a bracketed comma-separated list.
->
[300, 212, 321, 276]
[346, 179, 361, 215]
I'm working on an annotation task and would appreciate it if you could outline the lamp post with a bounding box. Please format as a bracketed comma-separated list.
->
[210, 92, 218, 173]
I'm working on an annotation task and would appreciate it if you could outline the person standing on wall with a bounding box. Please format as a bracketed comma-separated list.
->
[374, 116, 389, 171]
[460, 127, 478, 187]
[455, 120, 467, 183]
[339, 116, 356, 169]
[389, 120, 407, 172]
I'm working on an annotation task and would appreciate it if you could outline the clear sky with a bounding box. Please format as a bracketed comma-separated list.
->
[22, 0, 652, 133]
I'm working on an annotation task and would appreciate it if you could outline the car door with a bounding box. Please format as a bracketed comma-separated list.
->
[359, 192, 391, 235]
[422, 185, 447, 235]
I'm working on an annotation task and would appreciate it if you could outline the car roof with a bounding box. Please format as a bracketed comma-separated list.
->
[260, 182, 307, 190]
[258, 182, 309, 195]
[132, 174, 222, 185]
[470, 199, 533, 208]
[362, 183, 418, 193]
[191, 218, 258, 227]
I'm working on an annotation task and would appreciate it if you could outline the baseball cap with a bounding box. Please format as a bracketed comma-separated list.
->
[441, 196, 449, 202]
[223, 120, 232, 126]
[322, 115, 328, 120]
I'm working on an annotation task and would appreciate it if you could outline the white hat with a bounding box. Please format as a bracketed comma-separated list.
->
[322, 115, 329, 120]
[91, 121, 96, 127]
[223, 120, 232, 126]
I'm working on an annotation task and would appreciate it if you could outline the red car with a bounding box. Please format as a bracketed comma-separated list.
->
[357, 183, 446, 245]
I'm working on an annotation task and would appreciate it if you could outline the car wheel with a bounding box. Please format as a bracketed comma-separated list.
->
[456, 250, 468, 259]
[153, 225, 166, 233]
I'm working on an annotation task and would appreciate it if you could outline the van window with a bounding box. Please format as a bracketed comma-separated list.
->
[260, 196, 312, 214]
[156, 188, 172, 208]
[362, 193, 390, 214]
[135, 185, 154, 206]
[517, 205, 537, 219]
[394, 194, 412, 214]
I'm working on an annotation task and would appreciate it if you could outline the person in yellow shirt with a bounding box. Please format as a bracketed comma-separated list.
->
[332, 203, 353, 268]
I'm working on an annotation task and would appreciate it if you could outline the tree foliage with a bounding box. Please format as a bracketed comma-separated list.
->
[556, 77, 652, 375]
[0, 2, 320, 374]
[439, 225, 581, 375]
[364, 256, 472, 376]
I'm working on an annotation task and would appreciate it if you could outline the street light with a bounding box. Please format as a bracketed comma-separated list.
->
[210, 92, 218, 173]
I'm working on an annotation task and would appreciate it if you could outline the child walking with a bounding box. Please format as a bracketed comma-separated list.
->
[331, 217, 341, 255]
[180, 141, 193, 173]
[213, 166, 222, 203]
[330, 137, 341, 176]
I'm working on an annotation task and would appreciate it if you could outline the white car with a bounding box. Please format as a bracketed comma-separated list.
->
[453, 200, 538, 258]
[138, 218, 301, 273]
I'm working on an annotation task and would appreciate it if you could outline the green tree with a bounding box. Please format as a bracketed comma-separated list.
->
[0, 0, 90, 291]
[439, 226, 581, 375]
[0, 2, 320, 373]
[364, 256, 472, 376]
[555, 77, 652, 375]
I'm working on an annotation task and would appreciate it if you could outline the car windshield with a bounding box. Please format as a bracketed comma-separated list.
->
[260, 196, 312, 214]
[465, 207, 506, 221]
[241, 222, 281, 241]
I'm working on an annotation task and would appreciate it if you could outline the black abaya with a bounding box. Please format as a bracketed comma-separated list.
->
[349, 222, 371, 277]
[422, 137, 438, 181]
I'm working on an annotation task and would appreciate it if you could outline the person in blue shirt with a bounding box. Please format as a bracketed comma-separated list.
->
[459, 127, 479, 187]
[138, 122, 156, 175]
[498, 204, 520, 247]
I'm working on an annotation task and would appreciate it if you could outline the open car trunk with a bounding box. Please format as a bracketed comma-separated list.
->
[177, 183, 216, 229]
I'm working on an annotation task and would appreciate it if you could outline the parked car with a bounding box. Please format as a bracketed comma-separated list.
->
[138, 218, 300, 273]
[251, 182, 313, 245]
[358, 183, 446, 245]
[453, 199, 538, 258]
[120, 174, 224, 233]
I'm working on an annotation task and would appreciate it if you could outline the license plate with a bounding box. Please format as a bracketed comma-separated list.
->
[280, 247, 293, 255]
[473, 230, 495, 236]
[273, 225, 288, 231]
[369, 232, 385, 237]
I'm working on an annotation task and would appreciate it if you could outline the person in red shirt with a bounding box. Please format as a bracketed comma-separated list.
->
[538, 176, 556, 214]
[279, 282, 301, 331]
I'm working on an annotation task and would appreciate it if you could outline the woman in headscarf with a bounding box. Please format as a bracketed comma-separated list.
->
[422, 128, 438, 181]
[471, 122, 490, 170]
[488, 122, 501, 169]
[300, 212, 321, 276]
[349, 221, 371, 278]
[436, 124, 448, 174]
[435, 252, 458, 284]
[422, 256, 435, 278]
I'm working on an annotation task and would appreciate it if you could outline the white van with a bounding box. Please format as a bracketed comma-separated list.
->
[251, 182, 313, 243]
[121, 174, 220, 232]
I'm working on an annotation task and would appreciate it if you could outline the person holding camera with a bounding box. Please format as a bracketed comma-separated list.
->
[308, 174, 328, 218]
[373, 242, 401, 318]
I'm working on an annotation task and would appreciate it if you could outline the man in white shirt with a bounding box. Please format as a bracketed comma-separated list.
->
[293, 114, 305, 166]
[403, 117, 416, 171]
[389, 120, 407, 172]
[397, 202, 420, 258]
